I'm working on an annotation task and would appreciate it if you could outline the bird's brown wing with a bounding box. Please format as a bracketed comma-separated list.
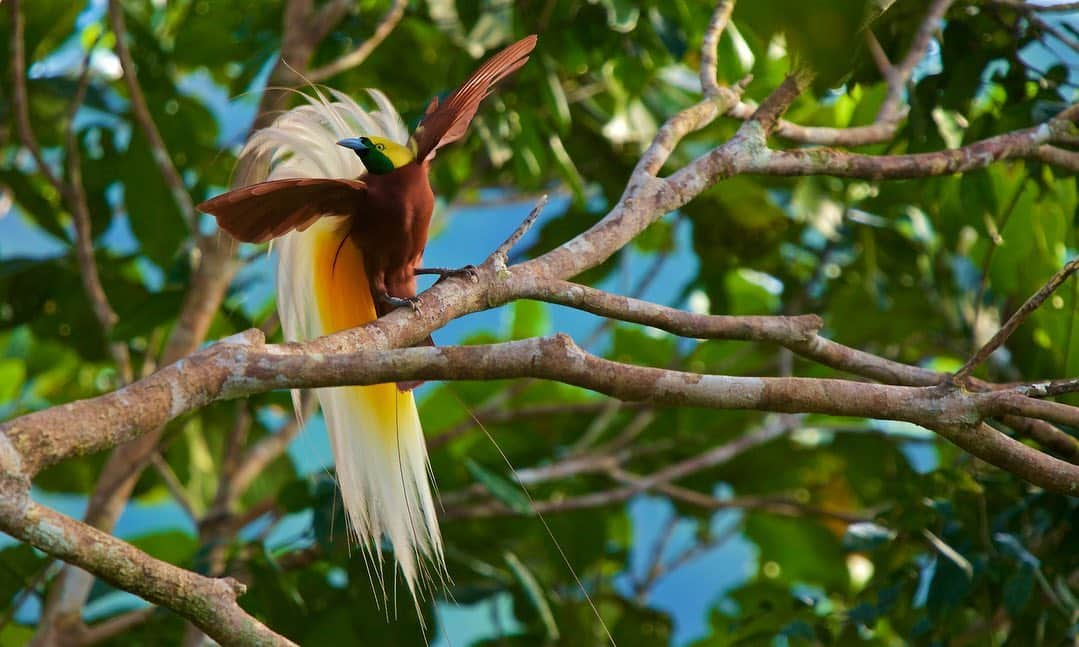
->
[197, 178, 367, 243]
[411, 35, 538, 162]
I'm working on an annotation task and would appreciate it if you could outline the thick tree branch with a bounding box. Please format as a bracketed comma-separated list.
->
[0, 451, 292, 646]
[1035, 145, 1079, 171]
[4, 331, 1078, 494]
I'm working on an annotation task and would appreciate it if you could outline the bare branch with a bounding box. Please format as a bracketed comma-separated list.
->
[308, 0, 409, 82]
[488, 194, 548, 270]
[1035, 145, 1079, 171]
[723, 0, 954, 146]
[229, 403, 306, 498]
[63, 37, 133, 383]
[0, 483, 293, 646]
[151, 453, 198, 522]
[81, 608, 157, 646]
[744, 118, 1069, 179]
[4, 330, 1078, 493]
[8, 0, 65, 193]
[956, 256, 1079, 381]
[107, 0, 197, 231]
[886, 0, 954, 121]
[699, 0, 736, 98]
[749, 71, 812, 137]
[516, 279, 822, 342]
[1000, 414, 1079, 463]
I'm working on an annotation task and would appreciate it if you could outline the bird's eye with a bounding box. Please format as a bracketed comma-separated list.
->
[376, 143, 385, 151]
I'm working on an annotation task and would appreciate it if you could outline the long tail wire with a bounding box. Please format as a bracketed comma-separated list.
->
[442, 385, 617, 646]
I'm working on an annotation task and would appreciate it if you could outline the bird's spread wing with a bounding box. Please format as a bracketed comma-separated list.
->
[411, 35, 538, 162]
[197, 178, 367, 243]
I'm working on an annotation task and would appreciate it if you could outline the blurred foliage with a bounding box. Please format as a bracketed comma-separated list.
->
[1, 0, 1078, 645]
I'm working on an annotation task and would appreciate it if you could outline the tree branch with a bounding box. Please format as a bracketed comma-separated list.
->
[698, 0, 735, 98]
[8, 0, 64, 193]
[723, 0, 954, 146]
[4, 330, 1078, 494]
[743, 118, 1070, 179]
[516, 279, 822, 342]
[308, 0, 409, 82]
[0, 466, 293, 646]
[107, 0, 197, 232]
[955, 256, 1079, 381]
[63, 37, 133, 382]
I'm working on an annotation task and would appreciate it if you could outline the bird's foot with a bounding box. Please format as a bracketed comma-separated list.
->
[381, 293, 422, 314]
[414, 265, 478, 284]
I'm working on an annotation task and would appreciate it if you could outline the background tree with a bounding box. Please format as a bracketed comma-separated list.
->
[1, 0, 1078, 645]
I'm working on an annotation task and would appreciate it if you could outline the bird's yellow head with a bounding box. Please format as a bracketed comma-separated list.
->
[336, 135, 414, 175]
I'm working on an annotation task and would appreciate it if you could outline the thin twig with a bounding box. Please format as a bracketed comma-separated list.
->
[308, 0, 409, 82]
[229, 398, 310, 498]
[9, 0, 65, 194]
[107, 0, 197, 232]
[63, 34, 133, 383]
[82, 607, 157, 646]
[724, 0, 954, 145]
[486, 194, 548, 270]
[956, 256, 1079, 381]
[151, 454, 198, 522]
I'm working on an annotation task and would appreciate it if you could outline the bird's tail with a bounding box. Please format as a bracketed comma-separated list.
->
[240, 88, 444, 600]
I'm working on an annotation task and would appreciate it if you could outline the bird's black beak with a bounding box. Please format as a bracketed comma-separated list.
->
[336, 138, 369, 154]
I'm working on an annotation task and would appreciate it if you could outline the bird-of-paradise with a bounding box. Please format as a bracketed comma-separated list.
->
[198, 36, 538, 601]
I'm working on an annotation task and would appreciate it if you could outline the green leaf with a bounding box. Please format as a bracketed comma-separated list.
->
[745, 514, 847, 589]
[0, 625, 34, 647]
[0, 171, 68, 242]
[465, 459, 531, 515]
[0, 544, 45, 613]
[131, 531, 198, 566]
[119, 132, 188, 268]
[0, 358, 26, 404]
[504, 551, 559, 641]
[509, 300, 549, 340]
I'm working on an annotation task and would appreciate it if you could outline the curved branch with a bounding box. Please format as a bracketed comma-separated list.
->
[107, 0, 197, 231]
[0, 462, 292, 646]
[308, 0, 408, 82]
[744, 119, 1068, 179]
[699, 0, 735, 98]
[722, 0, 955, 146]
